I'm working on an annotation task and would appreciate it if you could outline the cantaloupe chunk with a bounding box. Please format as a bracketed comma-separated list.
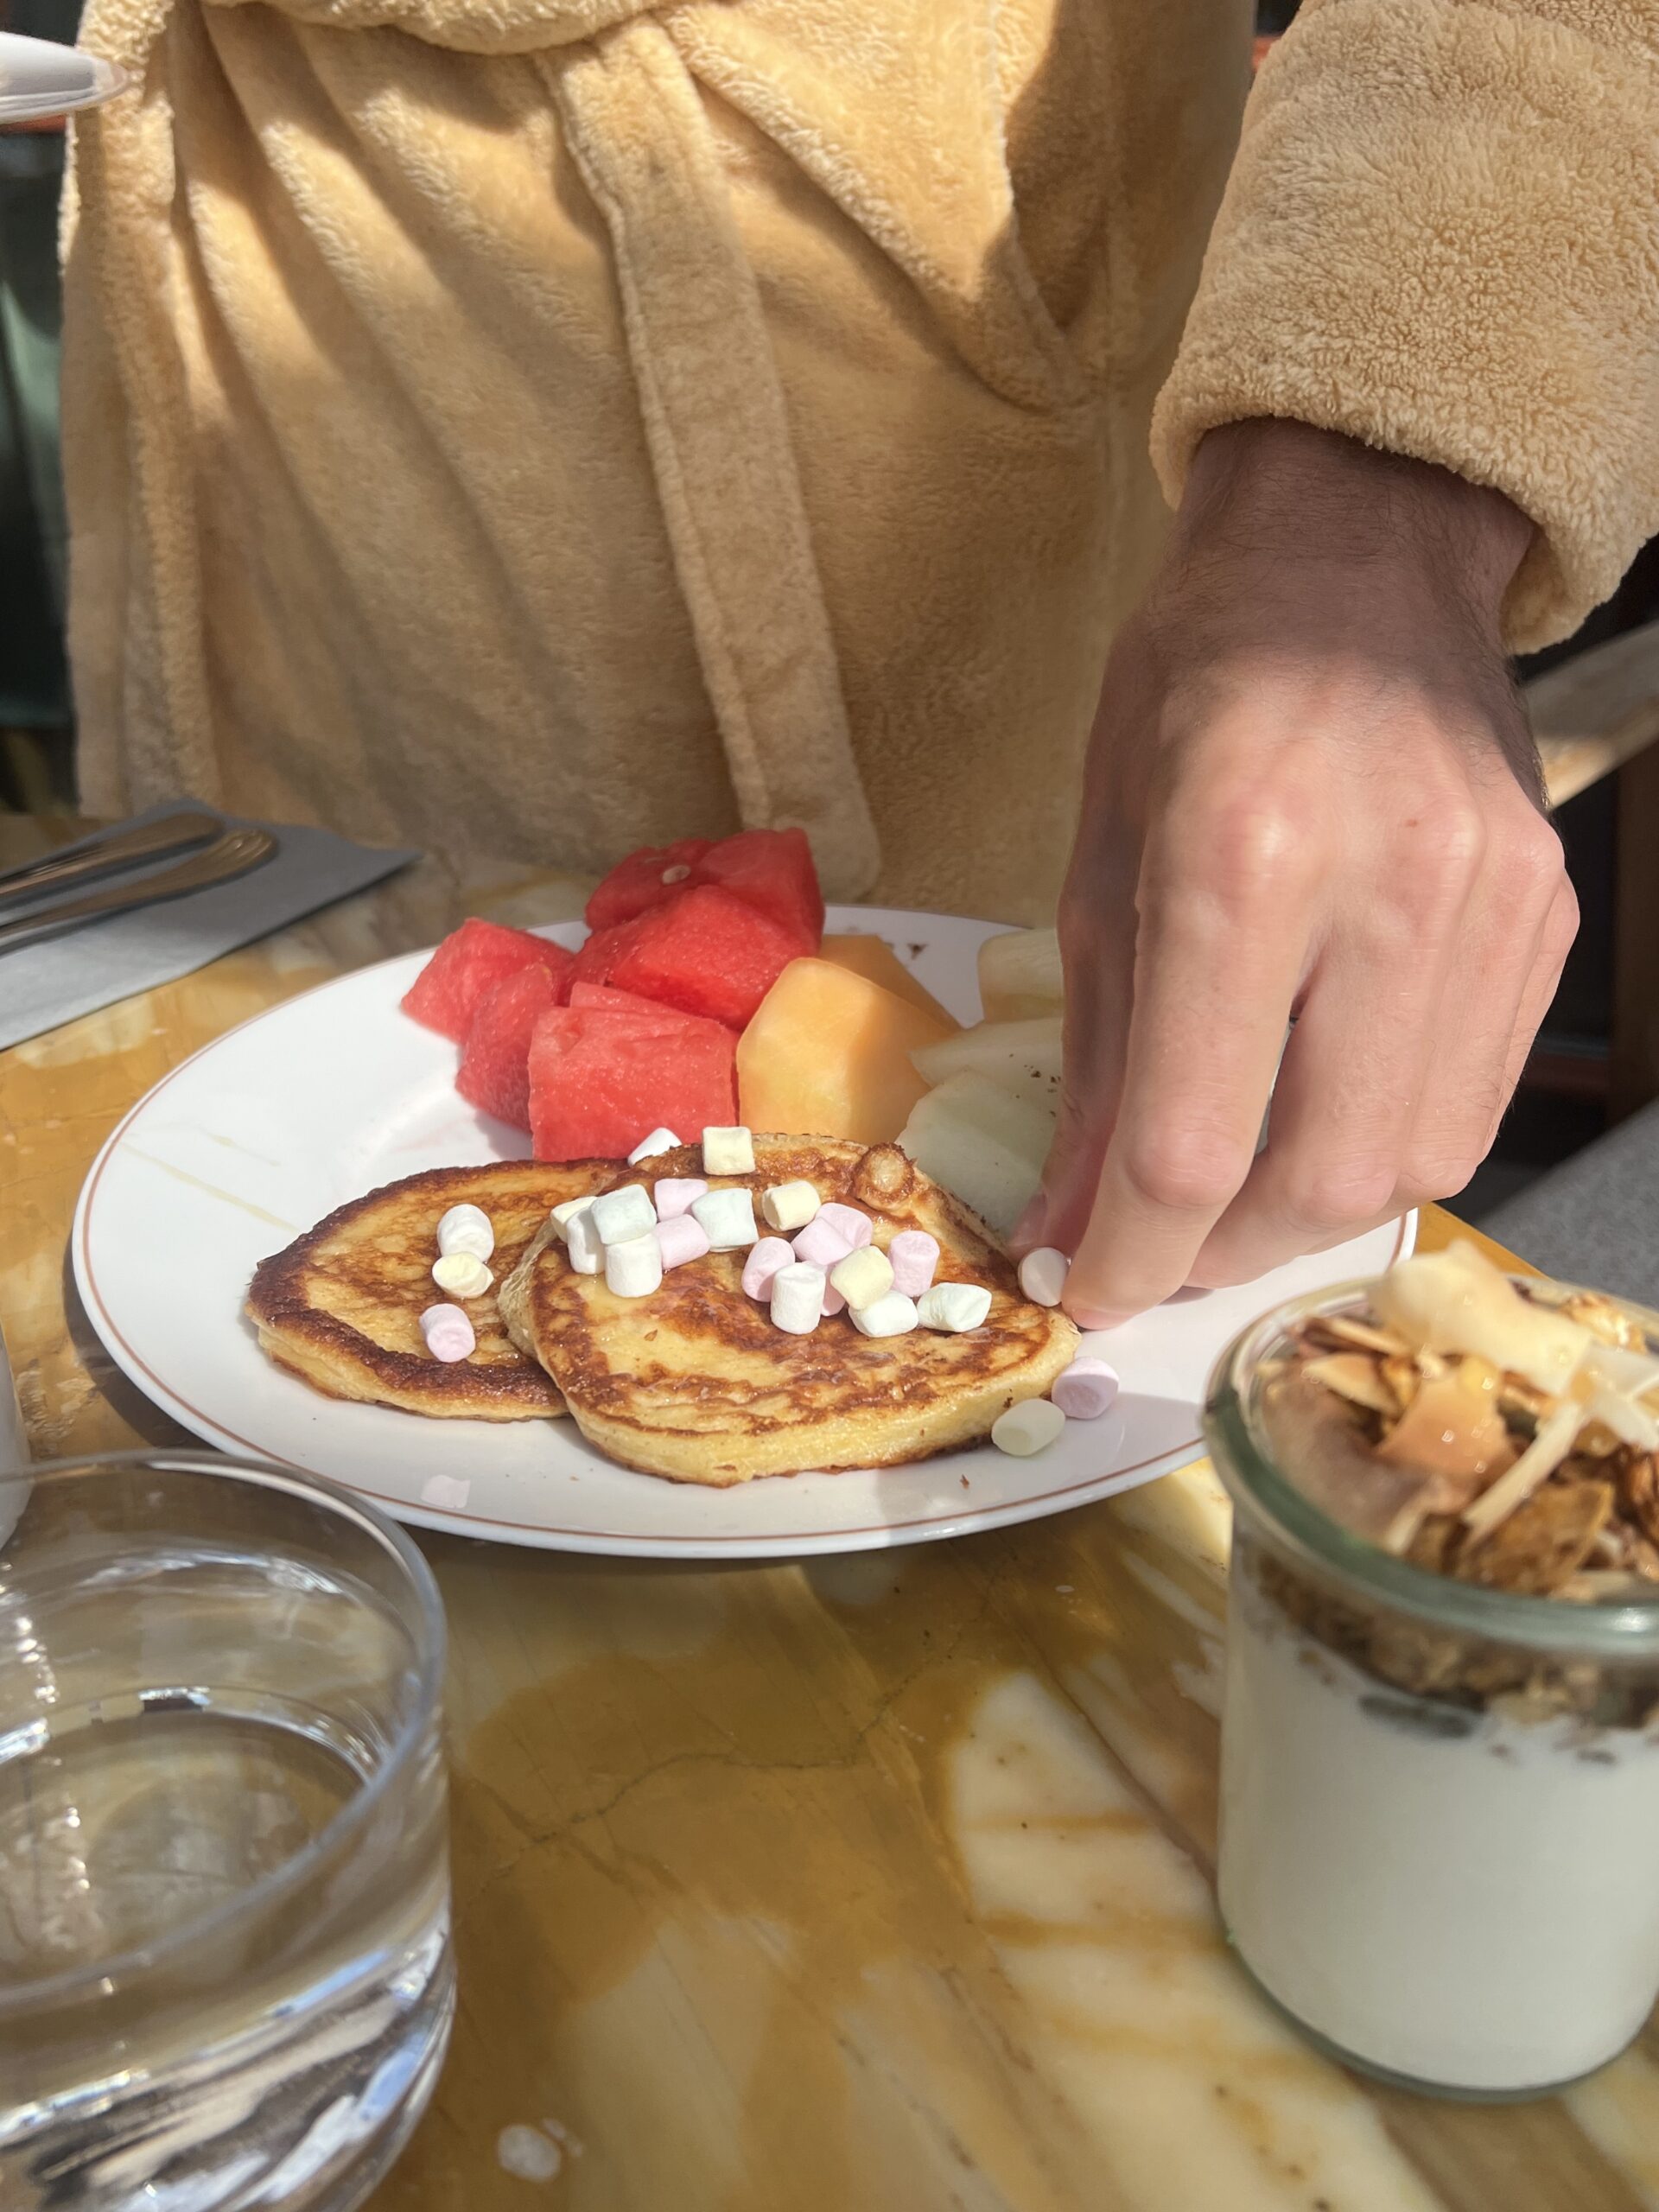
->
[977, 927, 1063, 1022]
[737, 957, 957, 1143]
[817, 935, 960, 1030]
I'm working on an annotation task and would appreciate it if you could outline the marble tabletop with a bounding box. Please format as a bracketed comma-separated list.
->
[3, 813, 1656, 2212]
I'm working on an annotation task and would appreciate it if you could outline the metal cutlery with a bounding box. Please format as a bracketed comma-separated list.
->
[0, 809, 224, 912]
[0, 827, 279, 956]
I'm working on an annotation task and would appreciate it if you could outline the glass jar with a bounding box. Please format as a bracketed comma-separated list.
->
[1204, 1279, 1659, 2100]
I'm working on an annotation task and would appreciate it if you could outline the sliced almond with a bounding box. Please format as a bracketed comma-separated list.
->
[1302, 1352, 1395, 1416]
[1381, 1354, 1421, 1412]
[1314, 1314, 1411, 1357]
[1462, 1400, 1585, 1540]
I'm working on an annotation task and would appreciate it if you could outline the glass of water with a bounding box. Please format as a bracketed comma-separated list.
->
[0, 1451, 452, 2211]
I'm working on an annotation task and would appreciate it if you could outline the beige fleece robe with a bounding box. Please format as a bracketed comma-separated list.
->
[59, 0, 1657, 924]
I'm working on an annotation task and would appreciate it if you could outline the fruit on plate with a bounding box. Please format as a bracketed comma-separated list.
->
[898, 1071, 1053, 1237]
[817, 934, 958, 1029]
[584, 827, 823, 950]
[456, 963, 569, 1131]
[529, 1005, 737, 1160]
[737, 957, 956, 1145]
[402, 918, 571, 1042]
[976, 927, 1062, 1023]
[912, 1015, 1062, 1109]
[575, 885, 804, 1029]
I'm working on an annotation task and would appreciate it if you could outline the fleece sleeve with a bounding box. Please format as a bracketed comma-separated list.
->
[1151, 0, 1659, 649]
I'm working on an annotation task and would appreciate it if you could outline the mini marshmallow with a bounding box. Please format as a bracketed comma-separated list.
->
[656, 1215, 711, 1270]
[435, 1203, 493, 1262]
[741, 1237, 795, 1299]
[591, 1184, 657, 1246]
[419, 1302, 475, 1362]
[654, 1177, 708, 1222]
[761, 1180, 820, 1234]
[1018, 1247, 1069, 1308]
[431, 1251, 493, 1299]
[567, 1209, 604, 1274]
[792, 1217, 853, 1269]
[702, 1126, 755, 1175]
[770, 1262, 826, 1336]
[1052, 1358, 1119, 1421]
[917, 1282, 992, 1333]
[822, 1282, 847, 1316]
[606, 1230, 664, 1299]
[550, 1197, 594, 1243]
[692, 1185, 759, 1250]
[628, 1126, 682, 1166]
[886, 1230, 939, 1299]
[991, 1398, 1066, 1457]
[830, 1245, 893, 1312]
[850, 1291, 918, 1338]
[817, 1203, 873, 1250]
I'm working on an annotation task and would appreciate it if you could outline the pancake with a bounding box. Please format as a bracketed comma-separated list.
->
[249, 1160, 613, 1420]
[499, 1138, 1077, 1483]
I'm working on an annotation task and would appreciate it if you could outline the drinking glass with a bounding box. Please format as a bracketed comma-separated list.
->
[0, 1451, 452, 2209]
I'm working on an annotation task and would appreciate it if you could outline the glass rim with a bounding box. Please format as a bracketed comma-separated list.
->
[1203, 1274, 1659, 1658]
[0, 1447, 447, 2018]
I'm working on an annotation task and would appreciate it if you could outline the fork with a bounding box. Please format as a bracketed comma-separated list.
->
[0, 809, 223, 912]
[0, 827, 278, 955]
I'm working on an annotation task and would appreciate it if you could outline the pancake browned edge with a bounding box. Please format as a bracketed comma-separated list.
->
[248, 1160, 614, 1421]
[499, 1138, 1078, 1483]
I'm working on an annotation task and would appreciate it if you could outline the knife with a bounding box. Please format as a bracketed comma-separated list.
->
[0, 809, 224, 912]
[0, 827, 278, 955]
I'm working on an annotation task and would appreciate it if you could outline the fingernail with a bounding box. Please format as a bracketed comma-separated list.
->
[1011, 1196, 1047, 1252]
[1068, 1306, 1130, 1332]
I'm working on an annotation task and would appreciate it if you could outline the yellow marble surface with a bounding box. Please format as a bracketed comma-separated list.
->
[3, 813, 1654, 2212]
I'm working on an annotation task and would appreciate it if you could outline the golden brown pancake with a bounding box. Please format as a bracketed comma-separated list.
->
[499, 1138, 1077, 1482]
[248, 1160, 613, 1420]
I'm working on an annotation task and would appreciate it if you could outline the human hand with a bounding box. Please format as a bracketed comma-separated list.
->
[1027, 419, 1577, 1328]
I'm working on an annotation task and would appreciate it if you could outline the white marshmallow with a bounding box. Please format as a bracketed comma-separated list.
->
[1018, 1247, 1069, 1308]
[741, 1237, 795, 1299]
[792, 1217, 853, 1269]
[549, 1197, 594, 1243]
[435, 1203, 493, 1262]
[628, 1126, 682, 1165]
[1052, 1358, 1119, 1421]
[591, 1184, 657, 1247]
[654, 1177, 708, 1222]
[917, 1283, 992, 1333]
[692, 1185, 759, 1250]
[760, 1180, 820, 1233]
[419, 1302, 475, 1362]
[991, 1398, 1066, 1457]
[702, 1126, 755, 1175]
[770, 1262, 826, 1336]
[817, 1203, 873, 1250]
[850, 1291, 918, 1338]
[656, 1215, 711, 1269]
[830, 1245, 893, 1312]
[567, 1209, 605, 1274]
[887, 1230, 939, 1299]
[605, 1230, 664, 1299]
[431, 1250, 493, 1299]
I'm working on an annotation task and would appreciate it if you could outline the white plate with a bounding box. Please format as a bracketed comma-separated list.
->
[0, 33, 125, 123]
[74, 907, 1413, 1558]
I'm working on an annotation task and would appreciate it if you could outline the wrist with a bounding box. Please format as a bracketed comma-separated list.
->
[1176, 419, 1533, 636]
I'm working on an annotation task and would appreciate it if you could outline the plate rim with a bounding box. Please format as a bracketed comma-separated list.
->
[71, 928, 1418, 1558]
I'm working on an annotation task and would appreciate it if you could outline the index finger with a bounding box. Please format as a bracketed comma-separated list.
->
[1063, 821, 1317, 1327]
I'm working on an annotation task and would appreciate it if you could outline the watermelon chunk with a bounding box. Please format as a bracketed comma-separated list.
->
[569, 981, 698, 1020]
[574, 886, 802, 1028]
[582, 827, 822, 950]
[529, 1007, 737, 1161]
[455, 963, 567, 1131]
[584, 837, 711, 932]
[402, 918, 571, 1042]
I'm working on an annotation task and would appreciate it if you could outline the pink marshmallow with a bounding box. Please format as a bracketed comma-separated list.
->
[887, 1230, 939, 1299]
[817, 1203, 873, 1249]
[793, 1217, 853, 1268]
[656, 1215, 711, 1269]
[741, 1237, 795, 1299]
[1051, 1358, 1120, 1421]
[822, 1282, 847, 1315]
[419, 1302, 475, 1363]
[654, 1177, 709, 1222]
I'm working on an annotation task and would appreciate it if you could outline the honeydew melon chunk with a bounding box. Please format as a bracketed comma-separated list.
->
[977, 927, 1063, 1023]
[912, 1015, 1062, 1109]
[898, 1071, 1052, 1238]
